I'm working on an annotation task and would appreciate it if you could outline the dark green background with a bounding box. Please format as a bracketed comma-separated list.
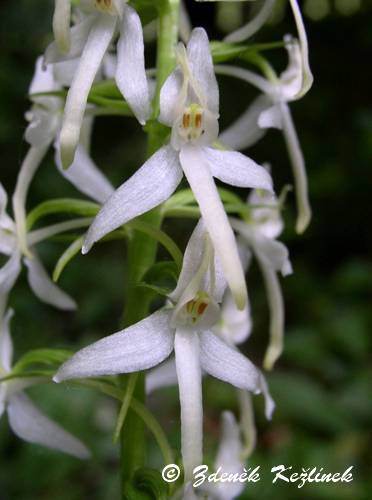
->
[0, 1, 371, 499]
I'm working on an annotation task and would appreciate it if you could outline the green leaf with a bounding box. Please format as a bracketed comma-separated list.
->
[27, 198, 100, 230]
[12, 349, 72, 372]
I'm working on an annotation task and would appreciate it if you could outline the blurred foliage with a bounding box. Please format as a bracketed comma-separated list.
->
[0, 0, 371, 499]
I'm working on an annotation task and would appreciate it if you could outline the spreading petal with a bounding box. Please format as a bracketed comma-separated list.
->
[7, 392, 90, 459]
[219, 95, 270, 150]
[180, 144, 247, 310]
[53, 0, 72, 53]
[54, 310, 174, 382]
[115, 5, 151, 124]
[186, 28, 219, 114]
[0, 308, 14, 372]
[82, 145, 182, 254]
[159, 68, 183, 127]
[203, 147, 273, 191]
[24, 255, 77, 311]
[59, 14, 117, 168]
[169, 219, 208, 302]
[200, 331, 260, 392]
[174, 329, 203, 481]
[146, 357, 177, 393]
[224, 0, 276, 44]
[55, 143, 114, 204]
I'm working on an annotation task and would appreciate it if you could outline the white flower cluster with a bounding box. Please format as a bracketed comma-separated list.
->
[0, 0, 313, 497]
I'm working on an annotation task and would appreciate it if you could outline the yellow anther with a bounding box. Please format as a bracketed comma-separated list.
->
[180, 104, 205, 142]
[185, 292, 209, 323]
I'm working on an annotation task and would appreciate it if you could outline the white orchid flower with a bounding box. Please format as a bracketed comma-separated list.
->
[0, 183, 80, 311]
[218, 0, 313, 233]
[54, 220, 267, 481]
[82, 27, 273, 310]
[230, 188, 292, 370]
[0, 56, 115, 307]
[0, 308, 90, 459]
[46, 0, 151, 168]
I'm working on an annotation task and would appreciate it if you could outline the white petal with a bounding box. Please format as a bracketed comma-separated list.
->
[115, 5, 151, 124]
[224, 0, 276, 43]
[174, 329, 203, 481]
[215, 411, 241, 469]
[25, 110, 59, 148]
[179, 0, 192, 43]
[82, 145, 182, 254]
[54, 310, 174, 382]
[280, 102, 311, 233]
[29, 57, 60, 96]
[203, 147, 273, 191]
[0, 308, 14, 372]
[209, 411, 245, 500]
[0, 251, 21, 296]
[169, 219, 207, 302]
[180, 145, 247, 310]
[258, 104, 283, 130]
[55, 142, 114, 204]
[7, 392, 90, 459]
[53, 0, 72, 53]
[24, 255, 77, 311]
[288, 0, 314, 97]
[0, 183, 15, 232]
[59, 14, 116, 168]
[217, 289, 252, 345]
[13, 145, 49, 255]
[44, 14, 96, 65]
[248, 189, 283, 240]
[279, 37, 303, 101]
[219, 95, 270, 151]
[187, 28, 219, 114]
[146, 357, 177, 393]
[200, 331, 260, 392]
[52, 59, 81, 87]
[159, 68, 183, 127]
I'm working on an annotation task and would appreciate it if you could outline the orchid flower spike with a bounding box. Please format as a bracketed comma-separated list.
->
[230, 188, 293, 370]
[46, 0, 151, 168]
[82, 27, 273, 310]
[55, 220, 267, 481]
[0, 308, 90, 459]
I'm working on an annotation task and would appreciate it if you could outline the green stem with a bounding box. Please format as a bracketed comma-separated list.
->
[119, 0, 179, 497]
